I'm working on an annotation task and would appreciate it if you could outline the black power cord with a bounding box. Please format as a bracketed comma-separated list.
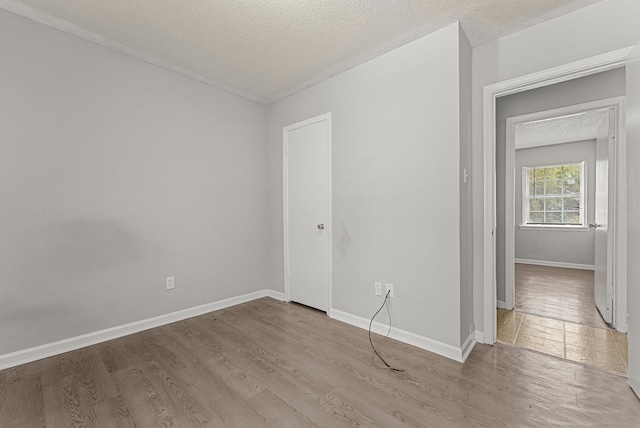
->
[368, 290, 404, 372]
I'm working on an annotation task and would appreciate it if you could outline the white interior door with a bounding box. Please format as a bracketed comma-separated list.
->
[593, 111, 614, 325]
[283, 113, 331, 312]
[626, 41, 640, 398]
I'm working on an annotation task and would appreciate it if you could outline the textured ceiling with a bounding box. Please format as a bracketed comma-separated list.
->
[0, 0, 603, 104]
[515, 110, 608, 149]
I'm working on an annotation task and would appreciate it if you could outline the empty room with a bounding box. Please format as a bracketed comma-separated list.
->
[1, 0, 640, 426]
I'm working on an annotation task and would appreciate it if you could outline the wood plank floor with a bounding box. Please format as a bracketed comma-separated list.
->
[2, 297, 639, 427]
[515, 263, 608, 328]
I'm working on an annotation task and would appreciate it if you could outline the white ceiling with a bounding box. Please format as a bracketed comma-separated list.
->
[0, 0, 603, 104]
[515, 110, 609, 149]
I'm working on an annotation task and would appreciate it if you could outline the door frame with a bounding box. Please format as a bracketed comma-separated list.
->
[503, 98, 626, 331]
[482, 47, 633, 344]
[283, 113, 332, 311]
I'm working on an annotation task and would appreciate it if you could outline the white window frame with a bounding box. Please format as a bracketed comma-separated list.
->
[521, 161, 586, 229]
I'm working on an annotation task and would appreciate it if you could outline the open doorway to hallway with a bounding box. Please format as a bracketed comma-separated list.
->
[495, 84, 628, 375]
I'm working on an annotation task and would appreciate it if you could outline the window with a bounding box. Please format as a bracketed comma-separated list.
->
[522, 162, 585, 227]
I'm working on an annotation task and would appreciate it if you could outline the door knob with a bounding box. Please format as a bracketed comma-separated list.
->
[317, 224, 325, 230]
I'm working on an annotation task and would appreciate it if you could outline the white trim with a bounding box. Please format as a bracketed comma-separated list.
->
[329, 309, 475, 363]
[282, 113, 332, 312]
[0, 289, 283, 371]
[474, 330, 485, 343]
[518, 225, 590, 232]
[265, 290, 286, 301]
[482, 48, 632, 345]
[515, 258, 595, 271]
[460, 332, 476, 362]
[497, 300, 507, 309]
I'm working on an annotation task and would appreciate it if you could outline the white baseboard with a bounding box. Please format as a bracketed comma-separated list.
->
[497, 300, 507, 309]
[0, 289, 281, 371]
[474, 330, 486, 344]
[265, 289, 285, 301]
[515, 258, 594, 271]
[460, 331, 477, 362]
[329, 308, 474, 363]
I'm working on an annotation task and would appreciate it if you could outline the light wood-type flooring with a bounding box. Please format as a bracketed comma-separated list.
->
[515, 263, 608, 328]
[2, 297, 640, 427]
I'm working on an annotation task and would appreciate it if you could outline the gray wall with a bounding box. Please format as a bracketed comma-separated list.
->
[494, 69, 625, 302]
[268, 23, 470, 348]
[0, 10, 268, 355]
[514, 140, 596, 266]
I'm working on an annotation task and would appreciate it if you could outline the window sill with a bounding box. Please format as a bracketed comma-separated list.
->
[519, 225, 590, 232]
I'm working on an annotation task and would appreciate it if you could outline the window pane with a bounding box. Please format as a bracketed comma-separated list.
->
[565, 182, 580, 195]
[529, 212, 544, 223]
[563, 212, 580, 224]
[546, 180, 562, 194]
[545, 167, 561, 180]
[564, 197, 580, 211]
[545, 212, 562, 223]
[546, 197, 562, 210]
[563, 165, 581, 179]
[534, 183, 545, 195]
[529, 198, 544, 211]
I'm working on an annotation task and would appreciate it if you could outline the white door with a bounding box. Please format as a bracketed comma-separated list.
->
[627, 42, 640, 397]
[593, 111, 614, 324]
[283, 113, 331, 312]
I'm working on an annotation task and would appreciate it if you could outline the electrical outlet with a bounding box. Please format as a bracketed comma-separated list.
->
[166, 276, 175, 290]
[374, 282, 382, 296]
[385, 283, 394, 298]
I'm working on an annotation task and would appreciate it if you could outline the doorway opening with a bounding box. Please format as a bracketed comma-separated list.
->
[482, 48, 633, 349]
[495, 94, 628, 374]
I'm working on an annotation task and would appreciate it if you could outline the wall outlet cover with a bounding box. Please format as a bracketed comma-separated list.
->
[374, 282, 382, 296]
[385, 283, 394, 298]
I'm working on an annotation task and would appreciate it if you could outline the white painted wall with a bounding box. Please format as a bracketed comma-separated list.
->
[514, 140, 596, 266]
[0, 9, 268, 355]
[472, 0, 640, 334]
[268, 23, 469, 348]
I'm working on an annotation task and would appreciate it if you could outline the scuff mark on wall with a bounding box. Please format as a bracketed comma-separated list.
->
[336, 220, 351, 257]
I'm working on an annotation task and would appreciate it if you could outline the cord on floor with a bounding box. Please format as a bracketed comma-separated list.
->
[368, 290, 404, 372]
